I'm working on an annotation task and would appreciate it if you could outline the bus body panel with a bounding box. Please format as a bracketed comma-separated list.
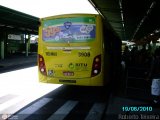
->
[38, 14, 104, 86]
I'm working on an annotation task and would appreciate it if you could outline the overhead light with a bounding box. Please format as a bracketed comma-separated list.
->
[6, 25, 14, 28]
[150, 1, 156, 9]
[155, 29, 160, 33]
[132, 1, 156, 40]
[0, 24, 5, 27]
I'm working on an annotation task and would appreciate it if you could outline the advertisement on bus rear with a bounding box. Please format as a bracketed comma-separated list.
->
[42, 17, 96, 43]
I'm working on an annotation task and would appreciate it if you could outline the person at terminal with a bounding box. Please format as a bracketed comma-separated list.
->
[129, 46, 138, 66]
[148, 47, 160, 104]
[122, 46, 130, 67]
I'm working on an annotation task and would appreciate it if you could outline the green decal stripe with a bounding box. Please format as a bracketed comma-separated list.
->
[43, 17, 95, 27]
[45, 39, 95, 43]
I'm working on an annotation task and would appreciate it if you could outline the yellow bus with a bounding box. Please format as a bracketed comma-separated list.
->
[38, 14, 121, 86]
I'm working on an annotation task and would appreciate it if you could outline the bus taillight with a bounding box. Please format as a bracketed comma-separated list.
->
[38, 54, 47, 75]
[91, 55, 101, 77]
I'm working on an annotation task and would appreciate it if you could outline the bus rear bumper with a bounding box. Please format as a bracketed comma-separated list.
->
[38, 72, 104, 86]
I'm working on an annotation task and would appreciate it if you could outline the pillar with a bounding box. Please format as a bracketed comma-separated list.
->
[1, 40, 4, 59]
[25, 34, 30, 56]
[0, 31, 6, 59]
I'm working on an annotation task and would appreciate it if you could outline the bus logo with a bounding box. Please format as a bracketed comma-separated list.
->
[68, 63, 88, 70]
[68, 63, 75, 69]
[75, 63, 87, 67]
[64, 22, 72, 29]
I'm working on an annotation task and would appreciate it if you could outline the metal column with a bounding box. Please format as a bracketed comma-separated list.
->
[25, 34, 30, 57]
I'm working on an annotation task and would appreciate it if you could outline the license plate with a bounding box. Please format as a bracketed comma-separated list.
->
[63, 71, 74, 76]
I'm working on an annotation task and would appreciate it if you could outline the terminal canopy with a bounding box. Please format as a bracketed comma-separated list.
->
[0, 5, 39, 34]
[89, 0, 160, 42]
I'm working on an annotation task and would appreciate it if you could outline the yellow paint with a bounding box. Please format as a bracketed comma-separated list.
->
[38, 14, 104, 86]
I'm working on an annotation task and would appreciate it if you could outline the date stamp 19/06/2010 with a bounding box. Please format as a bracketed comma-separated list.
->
[118, 106, 160, 120]
[122, 106, 152, 112]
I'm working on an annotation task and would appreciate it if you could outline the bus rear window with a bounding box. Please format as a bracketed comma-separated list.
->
[42, 17, 96, 43]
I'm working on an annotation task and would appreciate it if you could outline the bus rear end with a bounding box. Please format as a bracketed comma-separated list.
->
[38, 14, 103, 86]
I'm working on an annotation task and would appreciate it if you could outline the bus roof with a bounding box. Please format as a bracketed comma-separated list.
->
[40, 13, 99, 21]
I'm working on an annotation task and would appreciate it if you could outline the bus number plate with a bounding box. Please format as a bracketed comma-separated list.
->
[63, 71, 74, 76]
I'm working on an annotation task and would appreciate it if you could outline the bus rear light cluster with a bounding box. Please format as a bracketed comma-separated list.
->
[38, 54, 47, 75]
[91, 55, 101, 77]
